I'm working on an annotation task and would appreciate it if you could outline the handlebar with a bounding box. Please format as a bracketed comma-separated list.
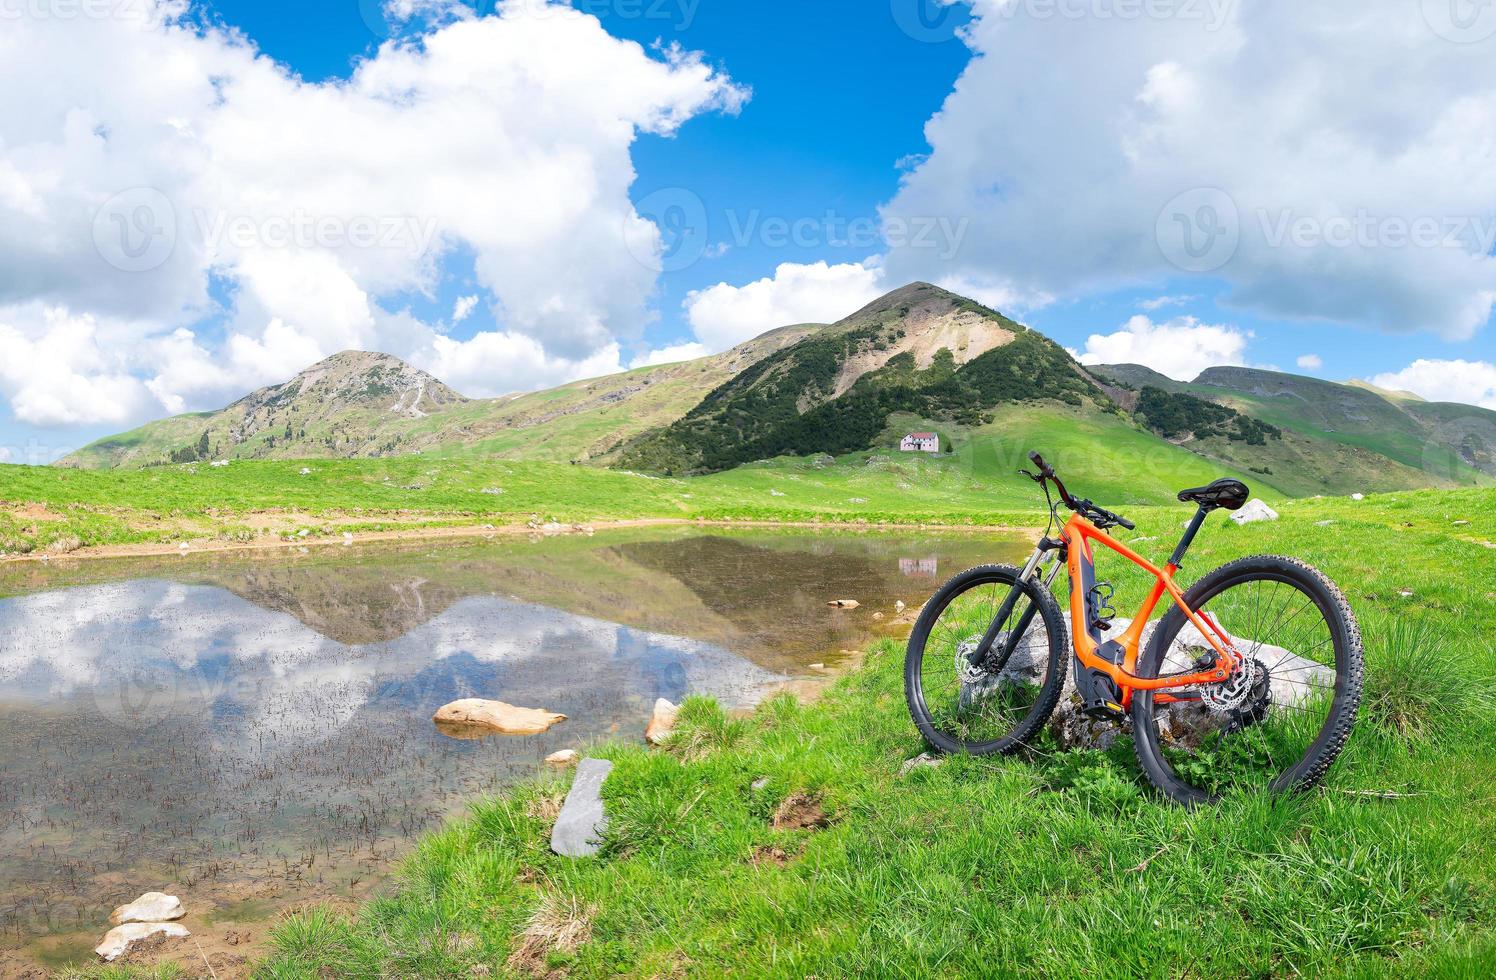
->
[1022, 451, 1135, 531]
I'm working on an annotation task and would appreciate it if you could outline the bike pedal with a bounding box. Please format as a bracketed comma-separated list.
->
[1083, 699, 1126, 720]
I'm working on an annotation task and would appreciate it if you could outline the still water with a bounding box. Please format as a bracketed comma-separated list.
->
[0, 526, 1028, 966]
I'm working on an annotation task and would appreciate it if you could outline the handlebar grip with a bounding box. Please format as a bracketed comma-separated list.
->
[1027, 451, 1053, 476]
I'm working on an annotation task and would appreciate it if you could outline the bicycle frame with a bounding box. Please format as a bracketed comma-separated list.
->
[1058, 509, 1240, 708]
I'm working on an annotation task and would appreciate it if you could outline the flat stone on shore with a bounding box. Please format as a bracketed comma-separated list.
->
[551, 757, 613, 858]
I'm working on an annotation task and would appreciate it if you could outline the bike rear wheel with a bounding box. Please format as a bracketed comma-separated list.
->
[1131, 555, 1363, 805]
[904, 564, 1066, 755]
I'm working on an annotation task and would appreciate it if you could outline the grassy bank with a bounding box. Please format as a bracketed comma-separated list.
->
[234, 491, 1496, 978]
[1, 426, 1259, 557]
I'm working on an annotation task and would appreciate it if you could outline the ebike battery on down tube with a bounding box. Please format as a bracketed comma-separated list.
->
[1073, 535, 1125, 714]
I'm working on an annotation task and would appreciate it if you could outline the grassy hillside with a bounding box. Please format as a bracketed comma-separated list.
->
[1094, 364, 1496, 494]
[245, 488, 1496, 978]
[0, 409, 1289, 558]
[60, 327, 822, 471]
[55, 283, 1495, 507]
[621, 283, 1103, 475]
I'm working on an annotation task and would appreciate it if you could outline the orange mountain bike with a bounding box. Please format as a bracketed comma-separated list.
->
[904, 451, 1363, 805]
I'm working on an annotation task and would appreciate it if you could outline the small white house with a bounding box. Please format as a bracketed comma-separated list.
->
[900, 432, 940, 454]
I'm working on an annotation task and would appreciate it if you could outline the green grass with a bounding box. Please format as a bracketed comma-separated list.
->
[7, 409, 1491, 561]
[0, 407, 1280, 555]
[245, 489, 1496, 978]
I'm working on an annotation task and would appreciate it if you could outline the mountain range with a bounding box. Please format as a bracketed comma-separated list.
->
[60, 283, 1496, 498]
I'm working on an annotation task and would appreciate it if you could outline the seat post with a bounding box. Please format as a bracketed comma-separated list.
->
[1169, 506, 1210, 567]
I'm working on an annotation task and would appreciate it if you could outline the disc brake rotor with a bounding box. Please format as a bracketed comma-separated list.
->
[1199, 657, 1270, 715]
[955, 636, 987, 686]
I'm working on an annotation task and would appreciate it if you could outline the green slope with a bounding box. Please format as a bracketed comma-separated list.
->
[1092, 364, 1495, 493]
[59, 326, 821, 471]
[620, 283, 1103, 475]
[54, 284, 1495, 506]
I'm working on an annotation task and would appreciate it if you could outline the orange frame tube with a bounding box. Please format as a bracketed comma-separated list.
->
[1061, 512, 1240, 707]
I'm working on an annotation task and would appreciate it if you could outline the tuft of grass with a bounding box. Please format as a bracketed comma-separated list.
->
[1360, 615, 1496, 740]
[664, 695, 754, 760]
[505, 894, 596, 978]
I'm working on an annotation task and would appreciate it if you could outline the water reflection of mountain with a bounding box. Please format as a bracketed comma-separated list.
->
[0, 528, 1031, 951]
[0, 579, 783, 937]
[168, 530, 1023, 671]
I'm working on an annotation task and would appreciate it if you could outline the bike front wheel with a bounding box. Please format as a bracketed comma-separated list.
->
[1131, 555, 1364, 806]
[904, 564, 1067, 756]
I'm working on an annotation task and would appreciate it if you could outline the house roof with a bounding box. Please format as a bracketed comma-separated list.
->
[906, 432, 936, 439]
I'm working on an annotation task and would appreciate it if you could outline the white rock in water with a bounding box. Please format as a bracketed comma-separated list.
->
[110, 892, 184, 926]
[895, 600, 906, 614]
[645, 698, 679, 745]
[1350, 493, 1364, 500]
[545, 749, 579, 768]
[432, 699, 566, 736]
[1229, 499, 1279, 525]
[826, 599, 860, 609]
[96, 922, 190, 962]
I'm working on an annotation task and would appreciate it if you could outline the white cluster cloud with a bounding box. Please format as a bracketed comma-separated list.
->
[1371, 360, 1496, 410]
[0, 306, 158, 426]
[417, 332, 628, 398]
[683, 260, 886, 351]
[0, 0, 745, 426]
[1297, 354, 1324, 371]
[451, 295, 480, 324]
[879, 0, 1496, 340]
[1072, 314, 1249, 382]
[630, 342, 711, 369]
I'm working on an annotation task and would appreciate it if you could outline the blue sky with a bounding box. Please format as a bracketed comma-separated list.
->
[1, 0, 1494, 463]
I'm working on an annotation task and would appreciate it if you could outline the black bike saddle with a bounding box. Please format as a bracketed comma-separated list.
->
[1177, 478, 1250, 512]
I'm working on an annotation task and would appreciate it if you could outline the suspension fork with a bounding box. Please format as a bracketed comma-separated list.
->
[970, 538, 1065, 673]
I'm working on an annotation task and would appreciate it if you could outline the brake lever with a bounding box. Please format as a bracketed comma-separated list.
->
[1018, 468, 1041, 483]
